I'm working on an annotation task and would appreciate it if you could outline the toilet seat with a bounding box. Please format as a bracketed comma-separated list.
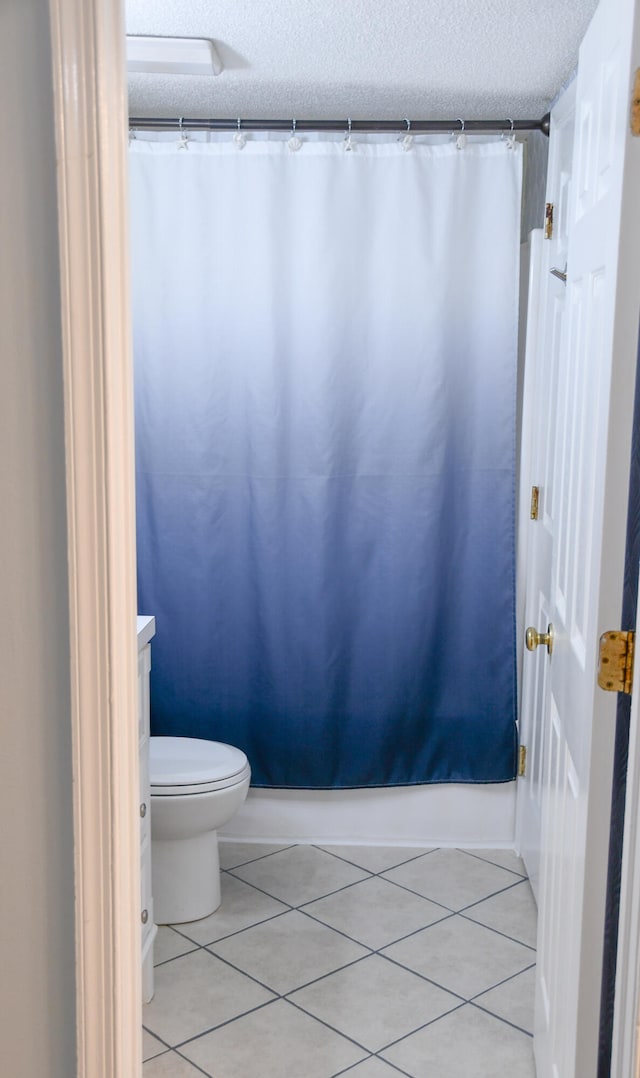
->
[150, 736, 250, 797]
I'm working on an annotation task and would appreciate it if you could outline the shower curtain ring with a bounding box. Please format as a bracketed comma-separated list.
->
[456, 117, 467, 150]
[288, 117, 302, 151]
[178, 116, 189, 150]
[234, 117, 247, 149]
[505, 117, 515, 148]
[402, 117, 413, 150]
[344, 117, 355, 151]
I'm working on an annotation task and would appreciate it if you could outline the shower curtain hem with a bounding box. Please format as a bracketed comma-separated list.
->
[248, 776, 518, 791]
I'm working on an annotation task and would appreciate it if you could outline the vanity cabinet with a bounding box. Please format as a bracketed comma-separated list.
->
[137, 615, 157, 1003]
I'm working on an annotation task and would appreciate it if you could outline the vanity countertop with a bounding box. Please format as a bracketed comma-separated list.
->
[137, 615, 156, 650]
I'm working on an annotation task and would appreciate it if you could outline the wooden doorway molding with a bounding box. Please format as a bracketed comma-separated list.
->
[48, 0, 140, 1074]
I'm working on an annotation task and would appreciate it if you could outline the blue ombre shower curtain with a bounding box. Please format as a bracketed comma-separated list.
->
[129, 133, 522, 788]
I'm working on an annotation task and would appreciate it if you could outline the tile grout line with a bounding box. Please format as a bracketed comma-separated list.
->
[225, 849, 481, 925]
[209, 939, 376, 998]
[171, 1047, 216, 1078]
[294, 885, 536, 970]
[375, 999, 470, 1054]
[199, 943, 285, 996]
[286, 987, 467, 1060]
[165, 882, 390, 956]
[312, 842, 440, 874]
[370, 930, 536, 1013]
[377, 871, 530, 918]
[373, 992, 535, 1062]
[457, 875, 532, 913]
[225, 865, 376, 908]
[300, 871, 458, 918]
[292, 978, 532, 1068]
[142, 1024, 172, 1052]
[148, 930, 535, 1063]
[152, 878, 535, 1028]
[168, 995, 281, 1053]
[224, 841, 528, 884]
[170, 907, 464, 1011]
[196, 883, 533, 1006]
[468, 999, 535, 1039]
[161, 846, 482, 955]
[457, 908, 537, 951]
[373, 948, 480, 1005]
[141, 1030, 172, 1065]
[153, 945, 203, 968]
[150, 937, 498, 1061]
[330, 1052, 416, 1078]
[295, 902, 453, 953]
[215, 870, 298, 910]
[219, 842, 297, 870]
[459, 847, 528, 878]
[467, 962, 538, 1034]
[218, 844, 533, 941]
[467, 960, 537, 1006]
[372, 872, 460, 913]
[286, 993, 380, 1055]
[144, 845, 537, 1071]
[170, 989, 373, 1066]
[166, 876, 452, 960]
[168, 903, 295, 950]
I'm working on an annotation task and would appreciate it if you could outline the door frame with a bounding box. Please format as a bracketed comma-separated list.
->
[48, 0, 141, 1075]
[612, 562, 640, 1075]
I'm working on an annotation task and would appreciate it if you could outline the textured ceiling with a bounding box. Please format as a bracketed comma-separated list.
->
[126, 0, 599, 121]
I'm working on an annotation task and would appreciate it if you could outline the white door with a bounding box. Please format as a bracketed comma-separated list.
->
[522, 0, 640, 1072]
[517, 86, 576, 902]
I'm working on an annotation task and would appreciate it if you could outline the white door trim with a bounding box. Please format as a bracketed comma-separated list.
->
[48, 0, 140, 1074]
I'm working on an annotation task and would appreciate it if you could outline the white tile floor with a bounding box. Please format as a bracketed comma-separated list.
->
[143, 843, 537, 1078]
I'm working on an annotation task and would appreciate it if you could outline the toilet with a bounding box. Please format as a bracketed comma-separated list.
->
[149, 736, 251, 924]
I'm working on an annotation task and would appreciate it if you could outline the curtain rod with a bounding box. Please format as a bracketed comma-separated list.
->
[129, 114, 551, 136]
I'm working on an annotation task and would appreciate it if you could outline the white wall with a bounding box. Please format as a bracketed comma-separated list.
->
[0, 2, 76, 1074]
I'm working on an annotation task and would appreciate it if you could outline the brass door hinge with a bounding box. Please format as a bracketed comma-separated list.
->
[518, 745, 527, 778]
[545, 202, 554, 239]
[598, 630, 635, 694]
[631, 69, 640, 136]
[530, 486, 540, 520]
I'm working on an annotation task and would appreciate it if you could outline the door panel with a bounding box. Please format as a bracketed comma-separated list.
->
[517, 86, 575, 903]
[528, 0, 640, 1073]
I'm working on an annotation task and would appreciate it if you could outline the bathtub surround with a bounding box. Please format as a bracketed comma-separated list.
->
[221, 780, 516, 846]
[142, 842, 536, 1077]
[131, 133, 522, 790]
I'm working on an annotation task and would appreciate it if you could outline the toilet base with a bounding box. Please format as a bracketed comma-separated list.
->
[152, 829, 221, 924]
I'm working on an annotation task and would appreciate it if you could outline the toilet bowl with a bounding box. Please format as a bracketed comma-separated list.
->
[149, 736, 250, 924]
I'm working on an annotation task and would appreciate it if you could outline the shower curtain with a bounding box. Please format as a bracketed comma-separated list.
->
[130, 133, 522, 788]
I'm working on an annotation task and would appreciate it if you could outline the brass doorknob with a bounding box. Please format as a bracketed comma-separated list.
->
[526, 624, 554, 655]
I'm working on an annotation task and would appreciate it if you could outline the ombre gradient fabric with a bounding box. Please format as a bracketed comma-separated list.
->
[130, 134, 521, 788]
